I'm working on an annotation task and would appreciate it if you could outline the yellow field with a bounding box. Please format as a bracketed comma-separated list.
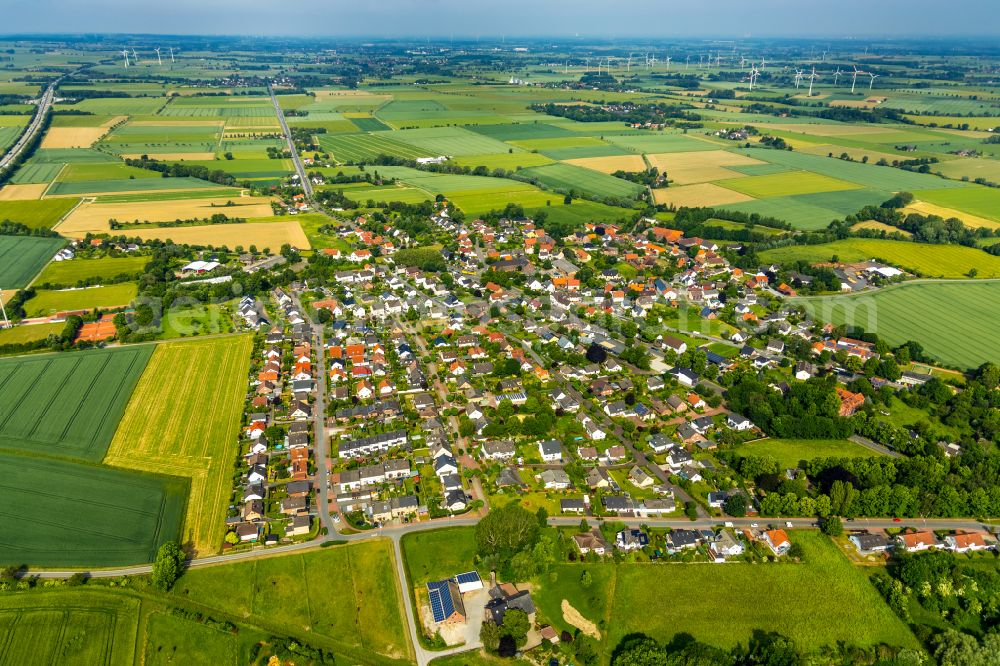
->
[905, 201, 1000, 231]
[129, 220, 311, 250]
[0, 184, 47, 200]
[852, 220, 912, 236]
[904, 115, 1000, 131]
[104, 335, 253, 556]
[797, 143, 907, 164]
[760, 123, 893, 137]
[646, 150, 762, 185]
[653, 182, 755, 207]
[55, 196, 277, 236]
[564, 154, 647, 174]
[225, 117, 280, 129]
[40, 116, 124, 148]
[119, 152, 216, 160]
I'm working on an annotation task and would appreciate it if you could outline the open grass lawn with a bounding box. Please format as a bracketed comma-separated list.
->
[527, 199, 635, 227]
[34, 255, 150, 287]
[451, 151, 555, 170]
[0, 198, 78, 228]
[449, 187, 558, 216]
[104, 335, 253, 555]
[732, 438, 883, 468]
[760, 238, 1000, 279]
[520, 162, 644, 199]
[0, 451, 186, 567]
[143, 611, 238, 665]
[795, 280, 1000, 370]
[24, 283, 139, 317]
[0, 321, 63, 346]
[534, 533, 917, 656]
[717, 171, 859, 198]
[0, 345, 153, 461]
[174, 540, 412, 663]
[401, 526, 481, 586]
[0, 235, 64, 289]
[0, 590, 140, 665]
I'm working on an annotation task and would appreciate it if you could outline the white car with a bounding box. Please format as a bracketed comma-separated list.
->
[750, 523, 759, 529]
[724, 521, 734, 528]
[785, 521, 793, 528]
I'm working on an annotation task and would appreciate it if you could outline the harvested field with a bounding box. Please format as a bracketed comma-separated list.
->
[905, 200, 1000, 230]
[128, 220, 310, 250]
[119, 152, 216, 160]
[55, 196, 275, 236]
[563, 154, 647, 174]
[39, 116, 124, 149]
[852, 220, 912, 236]
[653, 182, 755, 207]
[105, 336, 253, 555]
[0, 183, 47, 200]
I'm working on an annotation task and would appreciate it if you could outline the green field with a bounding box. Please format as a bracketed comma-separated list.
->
[0, 322, 63, 346]
[173, 540, 412, 662]
[0, 591, 139, 665]
[605, 132, 718, 153]
[0, 451, 186, 566]
[761, 238, 1000, 278]
[733, 438, 883, 468]
[24, 283, 139, 317]
[0, 345, 153, 461]
[534, 532, 917, 655]
[521, 162, 644, 199]
[105, 336, 252, 555]
[46, 176, 218, 196]
[401, 526, 481, 586]
[57, 163, 160, 182]
[0, 235, 64, 289]
[0, 198, 78, 229]
[717, 171, 859, 198]
[318, 133, 433, 162]
[913, 186, 1000, 222]
[34, 255, 150, 287]
[796, 280, 1000, 369]
[143, 611, 238, 665]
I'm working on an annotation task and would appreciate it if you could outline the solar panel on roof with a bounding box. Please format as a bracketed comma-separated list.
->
[427, 580, 454, 623]
[456, 571, 481, 584]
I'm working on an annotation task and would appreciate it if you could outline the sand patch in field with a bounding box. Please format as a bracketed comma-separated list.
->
[55, 196, 276, 236]
[564, 154, 647, 174]
[561, 600, 600, 640]
[653, 182, 754, 207]
[40, 116, 125, 148]
[0, 184, 47, 200]
[129, 220, 310, 250]
[905, 201, 1000, 230]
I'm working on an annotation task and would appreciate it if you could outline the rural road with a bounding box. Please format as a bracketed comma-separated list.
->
[268, 82, 313, 198]
[0, 80, 56, 172]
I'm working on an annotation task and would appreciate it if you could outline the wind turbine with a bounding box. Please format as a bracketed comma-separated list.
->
[169, 47, 175, 63]
[121, 48, 130, 68]
[807, 67, 818, 96]
[155, 47, 162, 66]
[740, 55, 747, 70]
[794, 69, 804, 89]
[868, 72, 879, 90]
[851, 66, 863, 94]
[664, 56, 671, 70]
[627, 53, 633, 73]
[746, 63, 760, 91]
[131, 48, 138, 64]
[833, 67, 843, 85]
[759, 56, 767, 70]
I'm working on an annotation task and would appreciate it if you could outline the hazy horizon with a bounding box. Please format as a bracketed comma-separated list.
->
[2, 0, 998, 38]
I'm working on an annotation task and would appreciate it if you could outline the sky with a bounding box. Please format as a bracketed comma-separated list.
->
[2, 0, 997, 38]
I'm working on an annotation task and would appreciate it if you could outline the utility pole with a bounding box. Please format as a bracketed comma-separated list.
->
[0, 290, 9, 329]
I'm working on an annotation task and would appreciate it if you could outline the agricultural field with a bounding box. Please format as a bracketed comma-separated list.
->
[0, 235, 65, 289]
[54, 195, 274, 236]
[520, 162, 643, 199]
[732, 438, 884, 469]
[533, 533, 917, 657]
[0, 451, 186, 566]
[46, 176, 219, 197]
[760, 238, 1000, 279]
[127, 219, 309, 251]
[912, 186, 1000, 223]
[716, 171, 859, 198]
[318, 132, 433, 162]
[0, 345, 153, 461]
[0, 591, 140, 665]
[105, 336, 253, 555]
[33, 255, 150, 287]
[173, 540, 412, 662]
[0, 321, 63, 346]
[0, 198, 78, 229]
[23, 283, 139, 317]
[796, 280, 1000, 369]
